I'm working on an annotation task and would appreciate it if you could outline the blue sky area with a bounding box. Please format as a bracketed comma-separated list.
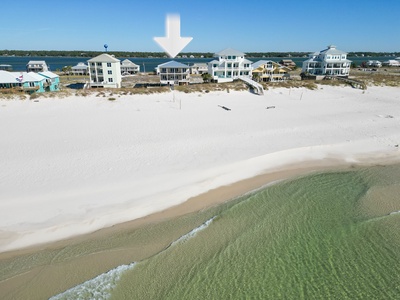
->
[1, 0, 399, 53]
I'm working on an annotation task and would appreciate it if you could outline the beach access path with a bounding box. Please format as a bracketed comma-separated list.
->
[0, 85, 399, 252]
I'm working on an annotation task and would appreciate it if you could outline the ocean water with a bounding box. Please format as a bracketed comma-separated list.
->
[51, 164, 400, 300]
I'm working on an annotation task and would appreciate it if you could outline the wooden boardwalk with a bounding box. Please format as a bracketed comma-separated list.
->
[238, 77, 264, 95]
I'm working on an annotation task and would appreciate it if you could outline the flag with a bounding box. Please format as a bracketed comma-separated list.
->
[16, 73, 23, 82]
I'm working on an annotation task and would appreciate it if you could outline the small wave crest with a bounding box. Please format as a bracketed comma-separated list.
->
[49, 262, 136, 300]
[49, 216, 216, 299]
[171, 216, 216, 247]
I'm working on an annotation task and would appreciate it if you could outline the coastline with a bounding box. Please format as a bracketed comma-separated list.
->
[1, 85, 400, 298]
[1, 155, 399, 300]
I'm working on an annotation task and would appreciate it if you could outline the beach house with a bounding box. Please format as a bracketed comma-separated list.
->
[279, 59, 297, 70]
[382, 60, 400, 67]
[88, 54, 122, 88]
[120, 59, 140, 75]
[72, 62, 89, 75]
[38, 71, 60, 92]
[26, 60, 49, 72]
[252, 60, 290, 82]
[0, 70, 59, 93]
[190, 63, 208, 75]
[0, 64, 12, 71]
[208, 48, 252, 83]
[302, 45, 351, 77]
[156, 60, 190, 85]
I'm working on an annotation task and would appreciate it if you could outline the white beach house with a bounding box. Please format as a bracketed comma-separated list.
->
[26, 60, 49, 72]
[72, 62, 89, 75]
[156, 60, 190, 85]
[208, 48, 252, 83]
[302, 45, 351, 77]
[120, 59, 140, 75]
[190, 63, 208, 75]
[88, 54, 122, 88]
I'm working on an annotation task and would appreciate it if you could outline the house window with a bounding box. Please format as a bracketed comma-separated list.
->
[97, 62, 102, 66]
[108, 70, 112, 74]
[108, 78, 113, 83]
[107, 63, 111, 67]
[227, 63, 231, 67]
[91, 62, 95, 66]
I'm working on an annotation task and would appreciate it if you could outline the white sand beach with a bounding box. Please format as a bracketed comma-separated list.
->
[1, 85, 399, 253]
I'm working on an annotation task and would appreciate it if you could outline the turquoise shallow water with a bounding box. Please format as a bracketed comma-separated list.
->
[53, 164, 400, 299]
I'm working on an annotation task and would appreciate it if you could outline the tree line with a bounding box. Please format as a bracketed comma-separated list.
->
[1, 50, 398, 58]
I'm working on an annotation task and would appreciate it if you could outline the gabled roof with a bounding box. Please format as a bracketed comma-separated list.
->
[38, 71, 59, 79]
[121, 59, 139, 66]
[320, 45, 347, 55]
[158, 60, 189, 68]
[27, 60, 47, 65]
[88, 53, 120, 63]
[0, 70, 19, 83]
[252, 60, 276, 69]
[73, 62, 87, 67]
[0, 71, 47, 83]
[215, 48, 245, 57]
[191, 63, 208, 67]
[72, 63, 88, 70]
[20, 72, 45, 82]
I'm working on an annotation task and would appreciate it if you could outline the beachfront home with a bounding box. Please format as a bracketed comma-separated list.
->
[156, 61, 190, 85]
[26, 60, 49, 72]
[366, 60, 382, 68]
[190, 63, 208, 75]
[252, 60, 290, 82]
[72, 62, 89, 75]
[382, 60, 400, 67]
[302, 45, 351, 77]
[208, 48, 252, 83]
[38, 71, 60, 92]
[0, 70, 60, 93]
[0, 64, 12, 71]
[88, 54, 122, 88]
[120, 59, 140, 75]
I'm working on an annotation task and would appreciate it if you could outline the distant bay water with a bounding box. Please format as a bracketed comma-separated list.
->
[0, 55, 394, 72]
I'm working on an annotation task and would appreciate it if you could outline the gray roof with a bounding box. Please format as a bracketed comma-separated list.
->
[26, 60, 47, 65]
[121, 59, 139, 67]
[88, 53, 120, 63]
[215, 48, 245, 57]
[158, 60, 189, 68]
[320, 45, 347, 55]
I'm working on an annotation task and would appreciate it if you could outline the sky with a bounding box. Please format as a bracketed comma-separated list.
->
[1, 0, 400, 53]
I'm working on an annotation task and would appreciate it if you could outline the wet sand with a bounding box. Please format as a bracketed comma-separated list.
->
[1, 154, 399, 300]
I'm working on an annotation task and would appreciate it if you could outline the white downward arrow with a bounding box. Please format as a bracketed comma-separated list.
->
[154, 14, 193, 58]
